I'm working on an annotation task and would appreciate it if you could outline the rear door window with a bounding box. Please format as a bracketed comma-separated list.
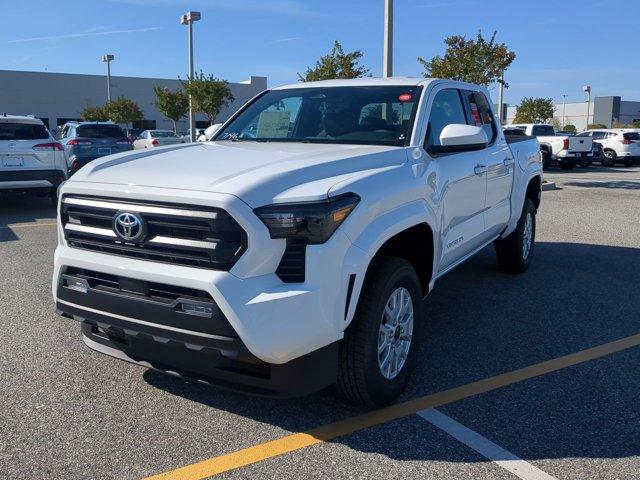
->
[462, 90, 497, 143]
[76, 124, 124, 138]
[0, 122, 49, 140]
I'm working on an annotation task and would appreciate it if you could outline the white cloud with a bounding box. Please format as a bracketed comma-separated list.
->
[2, 27, 161, 44]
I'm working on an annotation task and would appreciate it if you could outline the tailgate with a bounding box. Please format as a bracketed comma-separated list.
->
[568, 137, 592, 152]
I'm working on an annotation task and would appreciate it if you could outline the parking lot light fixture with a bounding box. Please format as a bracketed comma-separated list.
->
[583, 85, 591, 129]
[102, 54, 115, 103]
[181, 11, 201, 142]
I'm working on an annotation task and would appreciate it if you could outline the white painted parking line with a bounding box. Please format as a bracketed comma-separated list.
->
[418, 408, 557, 480]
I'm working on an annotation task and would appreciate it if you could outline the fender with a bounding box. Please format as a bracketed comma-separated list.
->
[342, 199, 438, 325]
[504, 169, 542, 237]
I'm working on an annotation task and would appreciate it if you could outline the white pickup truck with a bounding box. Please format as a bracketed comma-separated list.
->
[509, 123, 593, 170]
[53, 78, 542, 406]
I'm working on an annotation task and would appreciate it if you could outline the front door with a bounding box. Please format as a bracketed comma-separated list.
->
[424, 88, 488, 272]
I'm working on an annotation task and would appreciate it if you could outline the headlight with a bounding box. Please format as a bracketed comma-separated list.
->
[254, 193, 360, 244]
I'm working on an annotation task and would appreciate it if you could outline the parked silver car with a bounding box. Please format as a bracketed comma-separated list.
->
[57, 121, 133, 174]
[133, 130, 184, 149]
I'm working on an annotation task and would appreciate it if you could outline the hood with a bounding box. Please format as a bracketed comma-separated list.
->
[68, 141, 407, 207]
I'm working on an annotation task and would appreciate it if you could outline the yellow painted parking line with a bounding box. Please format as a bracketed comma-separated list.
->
[143, 332, 640, 480]
[1, 222, 57, 229]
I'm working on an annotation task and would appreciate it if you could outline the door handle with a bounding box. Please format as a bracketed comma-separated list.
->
[503, 158, 515, 166]
[474, 164, 488, 175]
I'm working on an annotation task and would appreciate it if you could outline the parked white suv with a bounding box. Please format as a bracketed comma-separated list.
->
[576, 129, 640, 166]
[1, 115, 67, 202]
[53, 78, 542, 405]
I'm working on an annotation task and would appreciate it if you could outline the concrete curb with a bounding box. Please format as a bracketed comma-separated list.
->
[542, 182, 557, 191]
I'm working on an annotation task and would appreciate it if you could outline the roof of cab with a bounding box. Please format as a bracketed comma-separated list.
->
[0, 114, 43, 124]
[272, 76, 436, 90]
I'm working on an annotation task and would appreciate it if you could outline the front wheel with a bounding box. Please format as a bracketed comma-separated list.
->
[337, 257, 421, 406]
[494, 198, 536, 274]
[579, 160, 592, 167]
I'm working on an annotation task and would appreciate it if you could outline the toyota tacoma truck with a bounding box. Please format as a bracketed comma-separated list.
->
[53, 78, 542, 406]
[508, 123, 593, 170]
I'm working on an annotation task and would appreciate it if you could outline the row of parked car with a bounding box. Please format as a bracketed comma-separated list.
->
[504, 123, 640, 170]
[0, 115, 204, 204]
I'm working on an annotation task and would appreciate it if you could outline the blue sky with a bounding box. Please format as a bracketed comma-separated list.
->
[1, 0, 638, 105]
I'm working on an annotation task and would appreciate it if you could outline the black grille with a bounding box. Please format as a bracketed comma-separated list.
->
[61, 196, 247, 270]
[276, 238, 306, 283]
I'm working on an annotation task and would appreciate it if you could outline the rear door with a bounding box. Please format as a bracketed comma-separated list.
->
[0, 119, 57, 171]
[462, 89, 514, 237]
[423, 87, 488, 272]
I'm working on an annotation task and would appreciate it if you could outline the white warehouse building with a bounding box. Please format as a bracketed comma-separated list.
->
[0, 69, 267, 132]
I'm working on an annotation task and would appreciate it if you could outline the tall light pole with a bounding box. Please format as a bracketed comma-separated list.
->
[561, 94, 567, 127]
[497, 74, 506, 124]
[583, 85, 591, 130]
[383, 0, 393, 78]
[102, 54, 114, 103]
[181, 11, 201, 142]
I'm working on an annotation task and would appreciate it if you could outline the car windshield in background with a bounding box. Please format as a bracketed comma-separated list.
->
[150, 131, 178, 138]
[76, 124, 125, 138]
[623, 132, 640, 140]
[531, 125, 555, 136]
[216, 86, 422, 146]
[0, 122, 49, 140]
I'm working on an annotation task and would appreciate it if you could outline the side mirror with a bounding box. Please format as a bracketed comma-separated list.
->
[205, 123, 223, 141]
[429, 124, 488, 155]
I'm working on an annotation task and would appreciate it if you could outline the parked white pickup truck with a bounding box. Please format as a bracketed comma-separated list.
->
[53, 78, 542, 405]
[509, 123, 593, 170]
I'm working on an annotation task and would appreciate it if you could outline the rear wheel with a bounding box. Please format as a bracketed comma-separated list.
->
[494, 198, 536, 274]
[602, 150, 616, 167]
[337, 256, 421, 406]
[541, 150, 552, 170]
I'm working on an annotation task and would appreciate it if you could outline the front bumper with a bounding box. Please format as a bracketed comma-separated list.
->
[53, 182, 371, 395]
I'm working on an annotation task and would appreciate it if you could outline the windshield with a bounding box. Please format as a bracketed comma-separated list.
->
[0, 122, 49, 140]
[216, 86, 422, 146]
[151, 131, 178, 138]
[76, 124, 124, 138]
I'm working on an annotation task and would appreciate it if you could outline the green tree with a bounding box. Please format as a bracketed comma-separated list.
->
[81, 105, 110, 121]
[562, 124, 577, 134]
[587, 123, 608, 129]
[182, 71, 234, 125]
[298, 40, 370, 82]
[418, 31, 515, 86]
[154, 86, 189, 133]
[513, 97, 555, 123]
[633, 120, 640, 128]
[106, 96, 144, 127]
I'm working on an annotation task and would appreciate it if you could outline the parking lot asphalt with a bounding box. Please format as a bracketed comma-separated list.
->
[1, 165, 639, 480]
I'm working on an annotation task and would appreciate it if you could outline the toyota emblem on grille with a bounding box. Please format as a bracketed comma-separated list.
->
[113, 212, 145, 241]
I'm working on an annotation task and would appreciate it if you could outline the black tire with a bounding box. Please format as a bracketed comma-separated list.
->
[541, 150, 551, 170]
[602, 150, 616, 167]
[560, 161, 576, 170]
[494, 198, 536, 274]
[623, 158, 634, 167]
[337, 256, 421, 407]
[579, 160, 592, 167]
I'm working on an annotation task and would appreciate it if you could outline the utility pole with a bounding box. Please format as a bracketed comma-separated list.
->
[181, 11, 201, 142]
[102, 54, 114, 103]
[561, 94, 567, 127]
[583, 85, 591, 130]
[383, 0, 393, 78]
